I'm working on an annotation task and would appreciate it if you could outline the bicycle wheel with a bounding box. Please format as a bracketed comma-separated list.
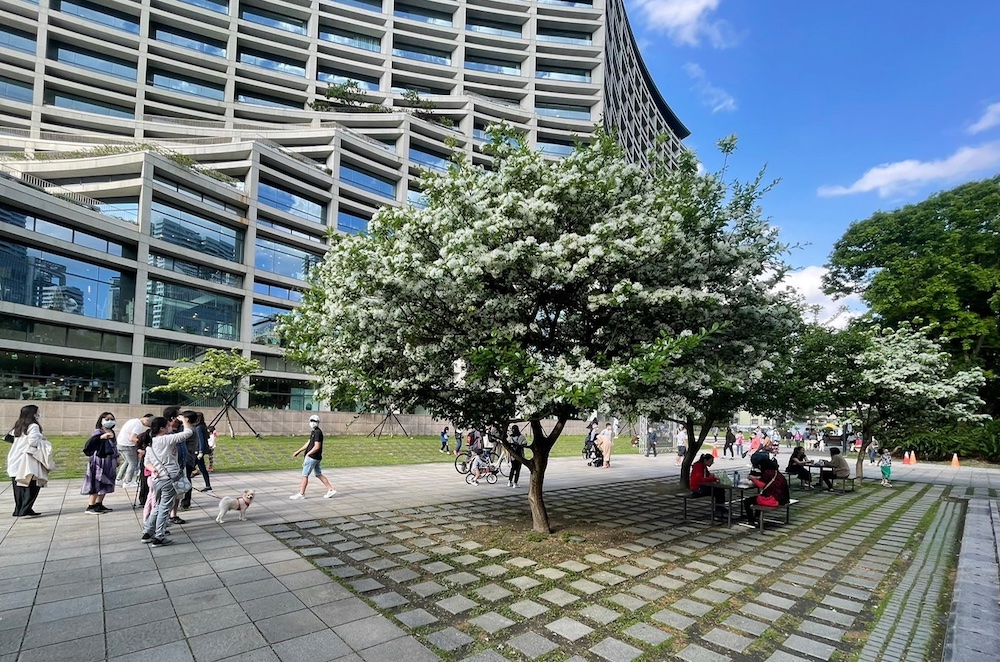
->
[496, 455, 509, 477]
[485, 471, 498, 484]
[465, 472, 477, 485]
[455, 452, 472, 474]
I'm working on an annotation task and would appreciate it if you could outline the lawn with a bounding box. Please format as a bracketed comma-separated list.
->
[42, 433, 646, 479]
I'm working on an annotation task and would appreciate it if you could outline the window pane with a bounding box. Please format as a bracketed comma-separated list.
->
[336, 210, 369, 234]
[57, 0, 140, 33]
[258, 181, 327, 224]
[150, 201, 243, 262]
[145, 278, 241, 340]
[238, 49, 306, 77]
[254, 238, 323, 280]
[152, 25, 227, 57]
[319, 27, 380, 52]
[240, 6, 307, 34]
[252, 302, 291, 345]
[0, 350, 130, 403]
[50, 42, 137, 80]
[149, 71, 225, 100]
[47, 91, 133, 118]
[0, 75, 33, 103]
[250, 377, 319, 410]
[0, 26, 36, 54]
[177, 0, 228, 14]
[148, 252, 243, 287]
[340, 164, 396, 199]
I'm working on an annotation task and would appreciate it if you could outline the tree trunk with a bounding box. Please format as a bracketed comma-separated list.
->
[679, 416, 714, 486]
[521, 417, 568, 534]
[855, 433, 869, 482]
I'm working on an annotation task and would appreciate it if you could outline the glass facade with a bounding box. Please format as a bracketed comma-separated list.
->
[392, 45, 451, 66]
[0, 203, 128, 256]
[143, 338, 211, 361]
[50, 42, 137, 80]
[0, 75, 34, 103]
[0, 314, 131, 354]
[0, 350, 130, 403]
[238, 49, 306, 77]
[0, 26, 36, 54]
[251, 302, 291, 345]
[46, 91, 133, 118]
[145, 278, 241, 340]
[336, 210, 369, 234]
[177, 0, 229, 13]
[394, 4, 452, 26]
[319, 27, 380, 52]
[340, 164, 396, 199]
[149, 201, 243, 262]
[465, 57, 521, 76]
[258, 181, 327, 224]
[56, 0, 140, 34]
[149, 70, 225, 100]
[316, 69, 381, 91]
[536, 103, 591, 120]
[152, 25, 227, 57]
[236, 91, 301, 109]
[466, 20, 521, 38]
[536, 67, 592, 82]
[253, 281, 303, 302]
[256, 219, 324, 244]
[250, 376, 320, 410]
[148, 253, 243, 287]
[240, 6, 307, 34]
[254, 238, 323, 280]
[408, 146, 451, 171]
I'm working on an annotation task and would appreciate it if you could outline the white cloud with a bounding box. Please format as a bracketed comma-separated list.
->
[781, 266, 864, 330]
[683, 63, 737, 113]
[631, 0, 737, 48]
[817, 142, 1000, 198]
[969, 102, 1000, 134]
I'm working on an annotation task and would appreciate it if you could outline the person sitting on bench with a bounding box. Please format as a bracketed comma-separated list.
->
[690, 453, 727, 519]
[743, 457, 790, 526]
[816, 447, 850, 491]
[786, 446, 814, 488]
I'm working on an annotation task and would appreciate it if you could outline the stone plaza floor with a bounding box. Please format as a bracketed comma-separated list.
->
[0, 453, 996, 661]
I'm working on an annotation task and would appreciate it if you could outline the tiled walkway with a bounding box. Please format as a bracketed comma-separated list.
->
[0, 454, 995, 661]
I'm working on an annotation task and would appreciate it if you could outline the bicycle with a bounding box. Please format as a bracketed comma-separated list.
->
[455, 447, 508, 477]
[465, 462, 499, 484]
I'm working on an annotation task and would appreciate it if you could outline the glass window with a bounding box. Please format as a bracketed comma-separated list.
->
[46, 91, 133, 118]
[249, 377, 319, 411]
[316, 69, 380, 91]
[154, 176, 242, 214]
[142, 365, 224, 406]
[537, 0, 592, 6]
[253, 281, 303, 302]
[536, 67, 592, 82]
[391, 44, 451, 66]
[408, 146, 450, 171]
[240, 5, 307, 34]
[0, 75, 32, 103]
[394, 3, 452, 26]
[406, 189, 427, 209]
[328, 0, 382, 12]
[0, 26, 36, 54]
[50, 42, 137, 80]
[465, 56, 520, 76]
[150, 201, 243, 263]
[258, 181, 327, 224]
[465, 20, 520, 38]
[537, 141, 576, 157]
[535, 103, 591, 120]
[236, 91, 301, 108]
[0, 313, 130, 354]
[56, 0, 140, 33]
[256, 218, 324, 244]
[149, 70, 225, 100]
[0, 238, 134, 322]
[152, 25, 227, 57]
[0, 202, 128, 253]
[143, 339, 211, 361]
[177, 0, 229, 13]
[254, 237, 323, 280]
[536, 29, 592, 44]
[319, 27, 380, 52]
[252, 302, 291, 345]
[340, 164, 396, 199]
[238, 48, 306, 77]
[0, 350, 129, 403]
[95, 198, 139, 224]
[252, 352, 302, 373]
[145, 278, 241, 340]
[148, 253, 243, 287]
[337, 209, 369, 234]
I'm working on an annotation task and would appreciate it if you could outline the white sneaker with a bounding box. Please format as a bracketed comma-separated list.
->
[512, 483, 518, 488]
[123, 481, 138, 488]
[289, 493, 305, 500]
[324, 490, 337, 498]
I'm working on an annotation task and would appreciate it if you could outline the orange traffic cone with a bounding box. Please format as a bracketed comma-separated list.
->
[902, 451, 911, 465]
[712, 445, 719, 458]
[911, 451, 918, 465]
[951, 453, 960, 468]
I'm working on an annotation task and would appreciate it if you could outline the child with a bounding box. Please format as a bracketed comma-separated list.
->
[439, 426, 450, 453]
[877, 448, 893, 487]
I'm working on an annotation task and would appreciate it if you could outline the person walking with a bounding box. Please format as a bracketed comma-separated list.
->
[439, 426, 450, 453]
[877, 448, 893, 487]
[115, 413, 152, 487]
[724, 427, 736, 458]
[868, 437, 880, 464]
[597, 423, 614, 468]
[6, 405, 54, 518]
[290, 415, 336, 499]
[736, 431, 745, 458]
[192, 412, 212, 492]
[82, 412, 119, 514]
[141, 416, 193, 546]
[508, 425, 527, 488]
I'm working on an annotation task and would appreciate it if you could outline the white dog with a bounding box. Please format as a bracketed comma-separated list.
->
[216, 489, 255, 523]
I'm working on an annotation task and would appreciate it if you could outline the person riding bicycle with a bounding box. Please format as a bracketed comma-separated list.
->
[469, 446, 490, 484]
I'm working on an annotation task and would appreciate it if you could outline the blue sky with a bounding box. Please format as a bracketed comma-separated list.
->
[628, 0, 1000, 320]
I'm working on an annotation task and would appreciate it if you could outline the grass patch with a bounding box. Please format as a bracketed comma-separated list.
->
[41, 433, 646, 480]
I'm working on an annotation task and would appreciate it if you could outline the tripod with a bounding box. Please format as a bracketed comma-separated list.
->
[209, 393, 262, 438]
[368, 411, 409, 438]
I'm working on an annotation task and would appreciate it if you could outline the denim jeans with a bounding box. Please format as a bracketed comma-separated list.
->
[144, 478, 176, 539]
[116, 445, 139, 483]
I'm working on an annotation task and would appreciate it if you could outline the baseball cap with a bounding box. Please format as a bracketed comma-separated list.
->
[309, 415, 320, 422]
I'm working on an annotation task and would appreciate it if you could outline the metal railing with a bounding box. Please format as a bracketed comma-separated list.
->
[0, 161, 110, 214]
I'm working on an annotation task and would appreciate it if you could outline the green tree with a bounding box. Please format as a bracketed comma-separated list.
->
[281, 129, 786, 532]
[152, 349, 261, 437]
[824, 176, 1000, 413]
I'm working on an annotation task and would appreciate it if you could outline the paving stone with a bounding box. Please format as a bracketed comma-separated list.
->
[677, 643, 732, 661]
[469, 611, 515, 633]
[461, 651, 510, 662]
[348, 578, 384, 593]
[764, 652, 811, 662]
[633, 557, 665, 570]
[409, 581, 447, 597]
[783, 633, 838, 660]
[507, 576, 542, 591]
[510, 600, 549, 618]
[366, 558, 400, 571]
[727, 571, 759, 584]
[630, 584, 666, 601]
[395, 608, 440, 629]
[478, 564, 508, 578]
[387, 568, 421, 583]
[476, 583, 513, 601]
[579, 604, 621, 625]
[723, 613, 770, 636]
[798, 620, 846, 642]
[704, 627, 754, 653]
[692, 588, 729, 603]
[652, 609, 696, 631]
[613, 564, 646, 577]
[687, 561, 718, 573]
[370, 592, 409, 609]
[453, 555, 481, 565]
[569, 579, 605, 595]
[436, 595, 478, 614]
[822, 595, 862, 612]
[623, 623, 671, 646]
[535, 568, 567, 580]
[507, 632, 558, 658]
[649, 575, 685, 590]
[427, 627, 475, 651]
[546, 616, 593, 641]
[810, 607, 855, 627]
[558, 561, 590, 573]
[422, 561, 454, 574]
[481, 548, 508, 558]
[537, 587, 579, 607]
[743, 604, 784, 621]
[589, 636, 643, 662]
[672, 599, 713, 616]
[608, 593, 647, 611]
[709, 580, 746, 594]
[603, 548, 631, 558]
[444, 572, 480, 586]
[770, 582, 809, 598]
[428, 546, 460, 556]
[758, 592, 796, 610]
[670, 568, 703, 581]
[401, 552, 430, 563]
[591, 571, 628, 586]
[585, 554, 612, 564]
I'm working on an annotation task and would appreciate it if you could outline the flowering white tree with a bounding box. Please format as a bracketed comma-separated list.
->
[282, 129, 788, 532]
[802, 323, 987, 479]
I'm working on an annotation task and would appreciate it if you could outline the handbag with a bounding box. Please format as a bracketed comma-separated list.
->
[4, 430, 14, 444]
[145, 438, 191, 494]
[756, 495, 779, 507]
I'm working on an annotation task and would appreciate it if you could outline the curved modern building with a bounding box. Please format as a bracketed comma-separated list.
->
[0, 0, 688, 422]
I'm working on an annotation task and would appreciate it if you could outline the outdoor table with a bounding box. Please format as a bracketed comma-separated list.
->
[711, 481, 760, 527]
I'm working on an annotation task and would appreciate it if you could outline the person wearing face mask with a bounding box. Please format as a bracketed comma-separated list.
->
[82, 411, 120, 514]
[290, 415, 336, 499]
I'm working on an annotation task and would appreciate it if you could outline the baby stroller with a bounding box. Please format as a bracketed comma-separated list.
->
[583, 437, 604, 467]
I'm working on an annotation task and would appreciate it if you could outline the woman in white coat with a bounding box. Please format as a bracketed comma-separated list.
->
[7, 405, 54, 517]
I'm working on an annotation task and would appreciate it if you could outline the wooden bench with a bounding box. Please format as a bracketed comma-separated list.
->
[673, 492, 726, 523]
[749, 498, 800, 532]
[833, 476, 859, 493]
[784, 471, 811, 490]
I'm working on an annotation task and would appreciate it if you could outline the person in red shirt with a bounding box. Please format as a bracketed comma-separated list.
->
[689, 453, 727, 519]
[743, 457, 790, 525]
